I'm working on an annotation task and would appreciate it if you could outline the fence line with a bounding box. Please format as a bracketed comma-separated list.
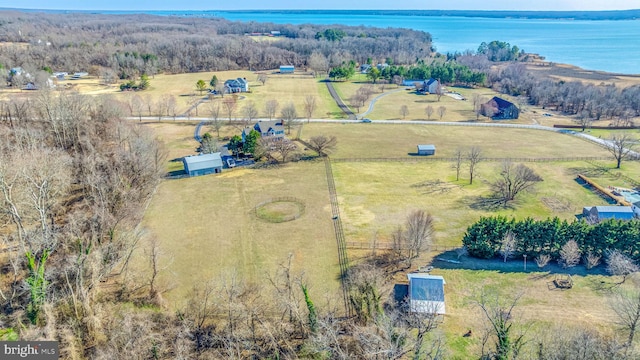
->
[324, 157, 352, 316]
[331, 156, 612, 164]
[345, 242, 456, 252]
[585, 160, 640, 189]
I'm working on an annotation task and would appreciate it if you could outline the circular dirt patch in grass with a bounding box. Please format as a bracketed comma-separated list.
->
[255, 198, 305, 223]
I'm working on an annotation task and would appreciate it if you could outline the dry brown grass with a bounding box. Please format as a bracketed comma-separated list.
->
[140, 161, 341, 307]
[526, 61, 640, 88]
[299, 122, 613, 159]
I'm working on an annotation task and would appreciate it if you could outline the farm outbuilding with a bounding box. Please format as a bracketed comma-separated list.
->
[482, 96, 519, 120]
[582, 206, 635, 222]
[183, 153, 223, 177]
[417, 144, 436, 156]
[280, 65, 295, 74]
[407, 273, 446, 314]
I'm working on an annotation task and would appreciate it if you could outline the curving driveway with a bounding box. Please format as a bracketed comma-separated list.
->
[325, 80, 357, 120]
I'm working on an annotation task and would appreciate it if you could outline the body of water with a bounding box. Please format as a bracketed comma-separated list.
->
[206, 11, 640, 75]
[23, 9, 640, 74]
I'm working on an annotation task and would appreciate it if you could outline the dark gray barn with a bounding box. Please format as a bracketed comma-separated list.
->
[483, 96, 520, 120]
[417, 144, 436, 156]
[183, 153, 223, 177]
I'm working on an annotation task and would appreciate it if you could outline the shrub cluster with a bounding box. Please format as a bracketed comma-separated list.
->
[462, 216, 640, 261]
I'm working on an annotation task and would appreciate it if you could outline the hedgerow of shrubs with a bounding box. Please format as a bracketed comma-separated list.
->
[462, 216, 640, 261]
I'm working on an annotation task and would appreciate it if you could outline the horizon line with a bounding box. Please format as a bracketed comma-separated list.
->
[2, 8, 640, 12]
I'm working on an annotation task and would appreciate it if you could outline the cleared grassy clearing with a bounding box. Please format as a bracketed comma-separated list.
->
[331, 160, 610, 245]
[432, 266, 626, 358]
[299, 123, 613, 159]
[247, 74, 341, 119]
[141, 161, 340, 306]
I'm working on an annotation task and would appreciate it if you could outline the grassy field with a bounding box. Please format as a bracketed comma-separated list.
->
[299, 122, 614, 159]
[141, 161, 341, 306]
[138, 106, 640, 357]
[330, 160, 611, 245]
[430, 264, 629, 358]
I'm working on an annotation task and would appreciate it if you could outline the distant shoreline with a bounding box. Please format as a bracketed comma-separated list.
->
[1, 8, 640, 21]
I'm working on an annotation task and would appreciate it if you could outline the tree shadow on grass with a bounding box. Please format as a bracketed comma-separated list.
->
[463, 195, 512, 212]
[428, 249, 609, 278]
[425, 249, 624, 291]
[411, 179, 463, 195]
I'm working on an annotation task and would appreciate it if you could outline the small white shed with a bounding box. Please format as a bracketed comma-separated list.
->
[417, 144, 436, 156]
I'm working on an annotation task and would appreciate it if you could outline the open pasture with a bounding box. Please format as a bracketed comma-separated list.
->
[299, 122, 614, 159]
[141, 161, 341, 305]
[331, 160, 611, 245]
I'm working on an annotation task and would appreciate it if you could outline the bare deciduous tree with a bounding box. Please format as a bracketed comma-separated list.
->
[605, 133, 637, 169]
[242, 101, 259, 126]
[223, 96, 237, 121]
[476, 291, 526, 360]
[437, 105, 446, 120]
[491, 162, 543, 205]
[264, 99, 279, 120]
[208, 101, 223, 138]
[536, 254, 551, 268]
[308, 51, 329, 77]
[584, 252, 602, 270]
[400, 105, 409, 119]
[257, 74, 268, 86]
[307, 135, 337, 156]
[611, 287, 640, 352]
[607, 250, 640, 284]
[453, 148, 463, 181]
[259, 137, 298, 163]
[425, 105, 434, 120]
[130, 94, 144, 121]
[467, 146, 483, 185]
[280, 102, 297, 135]
[500, 231, 516, 263]
[347, 264, 385, 326]
[303, 95, 317, 123]
[559, 240, 581, 268]
[404, 210, 434, 268]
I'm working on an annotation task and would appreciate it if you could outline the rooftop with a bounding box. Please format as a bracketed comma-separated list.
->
[408, 273, 445, 302]
[592, 206, 634, 214]
[183, 153, 222, 171]
[417, 144, 436, 151]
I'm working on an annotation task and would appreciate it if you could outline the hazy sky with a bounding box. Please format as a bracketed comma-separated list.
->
[2, 0, 640, 11]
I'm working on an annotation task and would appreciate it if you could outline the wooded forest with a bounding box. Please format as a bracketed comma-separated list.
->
[0, 11, 432, 78]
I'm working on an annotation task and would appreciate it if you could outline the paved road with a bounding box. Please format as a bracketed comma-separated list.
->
[129, 116, 639, 157]
[324, 80, 357, 120]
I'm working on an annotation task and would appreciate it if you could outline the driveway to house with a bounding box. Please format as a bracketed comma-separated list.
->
[358, 88, 404, 118]
[127, 116, 638, 158]
[324, 80, 357, 120]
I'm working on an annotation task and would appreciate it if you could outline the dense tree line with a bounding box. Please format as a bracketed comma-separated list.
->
[0, 91, 166, 357]
[463, 216, 640, 261]
[0, 11, 432, 79]
[375, 61, 486, 86]
[461, 60, 640, 125]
